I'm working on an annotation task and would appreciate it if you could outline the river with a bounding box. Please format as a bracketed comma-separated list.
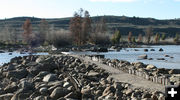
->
[69, 45, 180, 69]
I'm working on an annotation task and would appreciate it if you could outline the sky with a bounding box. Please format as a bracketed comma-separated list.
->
[0, 0, 180, 19]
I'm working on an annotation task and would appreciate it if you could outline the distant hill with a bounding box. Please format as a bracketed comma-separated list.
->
[0, 16, 180, 37]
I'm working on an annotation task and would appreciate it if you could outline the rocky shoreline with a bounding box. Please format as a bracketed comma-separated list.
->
[0, 54, 169, 100]
[85, 55, 180, 86]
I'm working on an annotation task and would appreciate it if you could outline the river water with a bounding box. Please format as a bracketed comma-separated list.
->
[1, 45, 180, 69]
[69, 45, 180, 69]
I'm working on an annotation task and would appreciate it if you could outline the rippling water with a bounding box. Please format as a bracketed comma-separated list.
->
[0, 52, 49, 65]
[70, 45, 180, 69]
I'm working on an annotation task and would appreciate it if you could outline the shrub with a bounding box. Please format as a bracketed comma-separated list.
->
[174, 33, 179, 43]
[51, 29, 72, 47]
[111, 30, 121, 44]
[90, 32, 110, 45]
[161, 33, 166, 40]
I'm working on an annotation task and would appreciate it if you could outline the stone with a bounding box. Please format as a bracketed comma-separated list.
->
[158, 93, 165, 100]
[133, 62, 145, 68]
[64, 92, 79, 99]
[0, 93, 13, 100]
[105, 94, 115, 99]
[88, 71, 100, 77]
[39, 87, 48, 95]
[151, 94, 158, 100]
[168, 69, 180, 74]
[102, 86, 115, 97]
[4, 82, 18, 93]
[157, 58, 165, 60]
[159, 48, 163, 51]
[63, 82, 71, 88]
[150, 49, 155, 51]
[81, 88, 91, 94]
[113, 82, 123, 90]
[36, 71, 49, 78]
[164, 55, 170, 57]
[97, 47, 108, 52]
[50, 87, 70, 99]
[125, 89, 133, 96]
[146, 64, 156, 70]
[138, 55, 147, 59]
[33, 96, 46, 100]
[43, 74, 57, 82]
[6, 68, 28, 79]
[144, 49, 148, 52]
[19, 80, 34, 92]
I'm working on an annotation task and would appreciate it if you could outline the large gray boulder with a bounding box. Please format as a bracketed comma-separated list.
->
[43, 74, 57, 82]
[50, 87, 70, 99]
[19, 80, 34, 92]
[6, 68, 28, 79]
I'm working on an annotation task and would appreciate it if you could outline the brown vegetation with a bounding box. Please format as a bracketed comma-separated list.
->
[22, 19, 32, 45]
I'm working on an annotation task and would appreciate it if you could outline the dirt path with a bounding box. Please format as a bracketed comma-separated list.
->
[71, 55, 165, 93]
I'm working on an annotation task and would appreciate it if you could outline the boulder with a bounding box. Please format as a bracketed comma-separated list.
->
[168, 69, 180, 74]
[144, 49, 148, 52]
[133, 62, 146, 68]
[138, 55, 148, 59]
[50, 87, 70, 99]
[97, 47, 108, 52]
[157, 58, 165, 60]
[142, 93, 152, 98]
[0, 93, 13, 100]
[4, 82, 18, 93]
[36, 71, 49, 78]
[43, 74, 58, 82]
[63, 82, 72, 88]
[159, 48, 163, 51]
[19, 80, 34, 92]
[146, 64, 156, 70]
[39, 87, 48, 95]
[0, 50, 5, 53]
[164, 55, 170, 57]
[6, 68, 28, 79]
[150, 49, 155, 51]
[125, 89, 133, 96]
[113, 82, 123, 90]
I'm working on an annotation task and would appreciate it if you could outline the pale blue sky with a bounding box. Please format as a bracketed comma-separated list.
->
[0, 0, 180, 19]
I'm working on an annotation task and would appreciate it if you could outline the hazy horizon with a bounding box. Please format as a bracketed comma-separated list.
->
[0, 0, 180, 20]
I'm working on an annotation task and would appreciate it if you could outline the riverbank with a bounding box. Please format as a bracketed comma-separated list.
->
[0, 54, 168, 100]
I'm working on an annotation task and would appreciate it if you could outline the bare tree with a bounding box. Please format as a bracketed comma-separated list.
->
[90, 17, 109, 44]
[39, 19, 49, 44]
[128, 32, 132, 42]
[70, 8, 92, 46]
[154, 33, 160, 43]
[145, 27, 153, 43]
[137, 34, 143, 43]
[22, 19, 32, 44]
[95, 17, 107, 34]
[0, 24, 14, 43]
[70, 9, 83, 46]
[82, 11, 91, 44]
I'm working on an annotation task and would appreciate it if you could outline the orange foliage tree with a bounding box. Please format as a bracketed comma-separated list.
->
[22, 19, 32, 44]
[128, 32, 132, 42]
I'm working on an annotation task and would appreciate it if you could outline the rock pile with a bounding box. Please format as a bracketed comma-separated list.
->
[0, 55, 167, 100]
[87, 55, 180, 85]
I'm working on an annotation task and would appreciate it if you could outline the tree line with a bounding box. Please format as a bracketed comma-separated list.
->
[0, 8, 179, 47]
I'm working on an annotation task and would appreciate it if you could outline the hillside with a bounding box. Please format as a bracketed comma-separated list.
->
[0, 16, 180, 37]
